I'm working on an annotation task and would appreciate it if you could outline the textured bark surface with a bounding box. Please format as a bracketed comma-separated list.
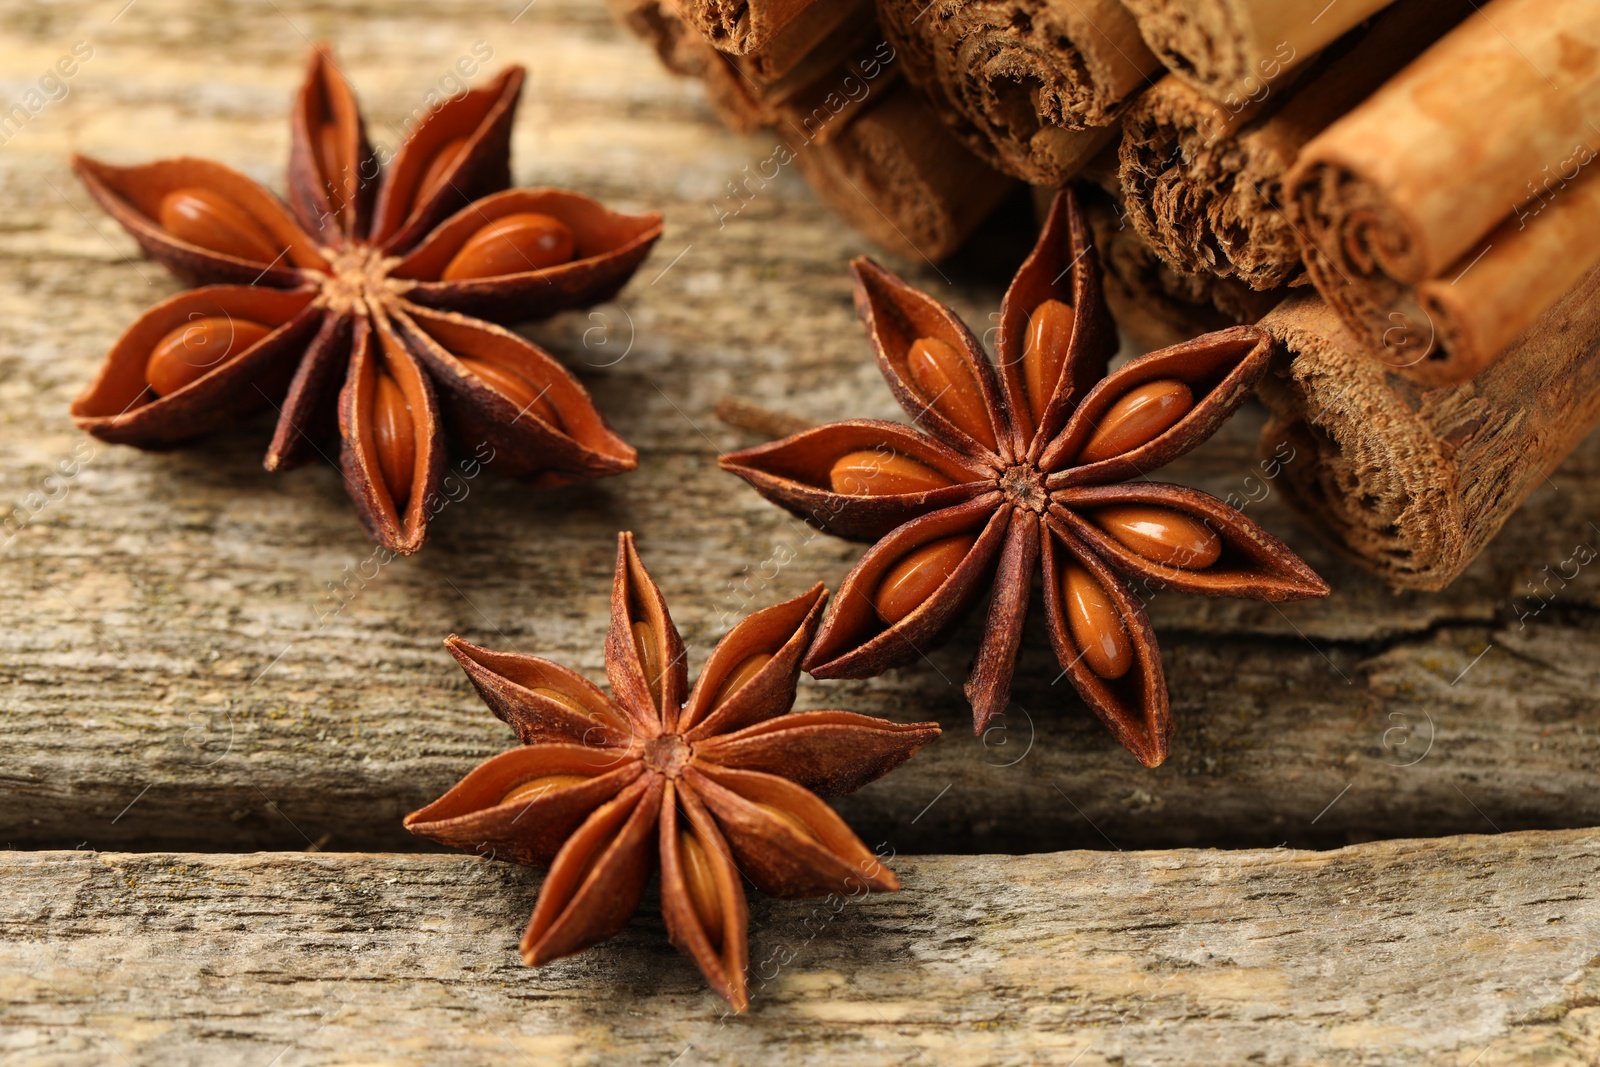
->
[1117, 0, 1469, 292]
[875, 0, 1154, 183]
[3, 0, 1600, 864]
[4, 833, 1599, 1065]
[1120, 0, 1400, 102]
[1260, 281, 1600, 590]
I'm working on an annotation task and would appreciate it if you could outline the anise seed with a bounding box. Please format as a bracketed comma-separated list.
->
[372, 372, 417, 510]
[501, 773, 591, 805]
[710, 653, 771, 707]
[158, 188, 283, 264]
[828, 450, 954, 496]
[632, 619, 664, 709]
[456, 356, 562, 429]
[905, 337, 998, 451]
[678, 828, 723, 949]
[754, 802, 814, 842]
[145, 316, 271, 397]
[873, 532, 978, 625]
[1061, 563, 1133, 679]
[1094, 504, 1221, 568]
[416, 135, 468, 207]
[1079, 379, 1194, 463]
[441, 212, 575, 281]
[530, 685, 606, 721]
[1022, 299, 1075, 425]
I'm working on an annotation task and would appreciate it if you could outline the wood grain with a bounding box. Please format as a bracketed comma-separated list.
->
[4, 832, 1598, 1065]
[2, 0, 1599, 863]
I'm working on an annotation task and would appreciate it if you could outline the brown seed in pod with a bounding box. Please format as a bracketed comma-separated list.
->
[441, 212, 575, 281]
[145, 317, 273, 397]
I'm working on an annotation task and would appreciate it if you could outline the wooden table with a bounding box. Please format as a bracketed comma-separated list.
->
[2, 1, 1598, 1062]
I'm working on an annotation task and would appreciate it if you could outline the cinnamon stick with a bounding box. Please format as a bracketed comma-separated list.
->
[875, 0, 1158, 184]
[611, 0, 768, 131]
[672, 0, 820, 54]
[1257, 270, 1600, 591]
[787, 81, 1017, 260]
[1285, 0, 1600, 386]
[1119, 0, 1470, 291]
[1120, 0, 1398, 102]
[1081, 185, 1282, 349]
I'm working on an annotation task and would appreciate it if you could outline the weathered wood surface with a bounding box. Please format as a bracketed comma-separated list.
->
[2, 0, 1599, 861]
[4, 830, 1598, 1065]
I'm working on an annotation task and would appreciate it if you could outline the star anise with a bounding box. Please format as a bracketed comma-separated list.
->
[719, 190, 1329, 767]
[405, 532, 940, 1010]
[69, 45, 661, 553]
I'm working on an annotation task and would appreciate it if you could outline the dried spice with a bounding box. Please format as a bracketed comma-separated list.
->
[720, 190, 1328, 767]
[406, 532, 939, 1010]
[70, 45, 662, 552]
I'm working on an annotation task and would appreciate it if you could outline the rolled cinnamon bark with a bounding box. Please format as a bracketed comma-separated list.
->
[1257, 271, 1600, 591]
[728, 0, 880, 98]
[612, 0, 768, 131]
[672, 0, 820, 54]
[1081, 185, 1282, 349]
[1120, 0, 1397, 102]
[1285, 0, 1600, 386]
[875, 0, 1158, 184]
[787, 82, 1017, 260]
[1119, 0, 1470, 291]
[615, 0, 1013, 259]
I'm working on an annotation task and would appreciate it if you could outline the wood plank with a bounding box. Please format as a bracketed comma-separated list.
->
[3, 830, 1597, 1065]
[3, 0, 1600, 856]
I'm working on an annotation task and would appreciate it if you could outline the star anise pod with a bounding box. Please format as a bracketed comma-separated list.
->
[719, 190, 1328, 767]
[69, 45, 661, 553]
[405, 532, 940, 1010]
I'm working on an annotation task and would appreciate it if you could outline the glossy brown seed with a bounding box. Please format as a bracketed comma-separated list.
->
[1061, 563, 1133, 679]
[145, 316, 272, 397]
[372, 372, 416, 510]
[828, 450, 954, 496]
[158, 187, 283, 263]
[905, 337, 998, 451]
[710, 653, 772, 707]
[501, 773, 592, 805]
[529, 685, 612, 724]
[456, 356, 562, 429]
[678, 828, 723, 949]
[416, 135, 468, 206]
[755, 802, 814, 842]
[1022, 299, 1075, 425]
[440, 212, 575, 281]
[1079, 379, 1194, 463]
[873, 532, 978, 625]
[1094, 504, 1222, 569]
[632, 620, 664, 709]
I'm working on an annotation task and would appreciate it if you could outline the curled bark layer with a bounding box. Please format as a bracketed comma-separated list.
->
[1257, 270, 1600, 591]
[1081, 185, 1283, 349]
[876, 0, 1157, 184]
[1119, 0, 1470, 291]
[1285, 0, 1600, 385]
[672, 0, 821, 54]
[1121, 0, 1398, 102]
[787, 82, 1017, 261]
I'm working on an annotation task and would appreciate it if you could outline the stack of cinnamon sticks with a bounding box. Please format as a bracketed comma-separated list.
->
[618, 0, 1600, 591]
[610, 0, 1017, 260]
